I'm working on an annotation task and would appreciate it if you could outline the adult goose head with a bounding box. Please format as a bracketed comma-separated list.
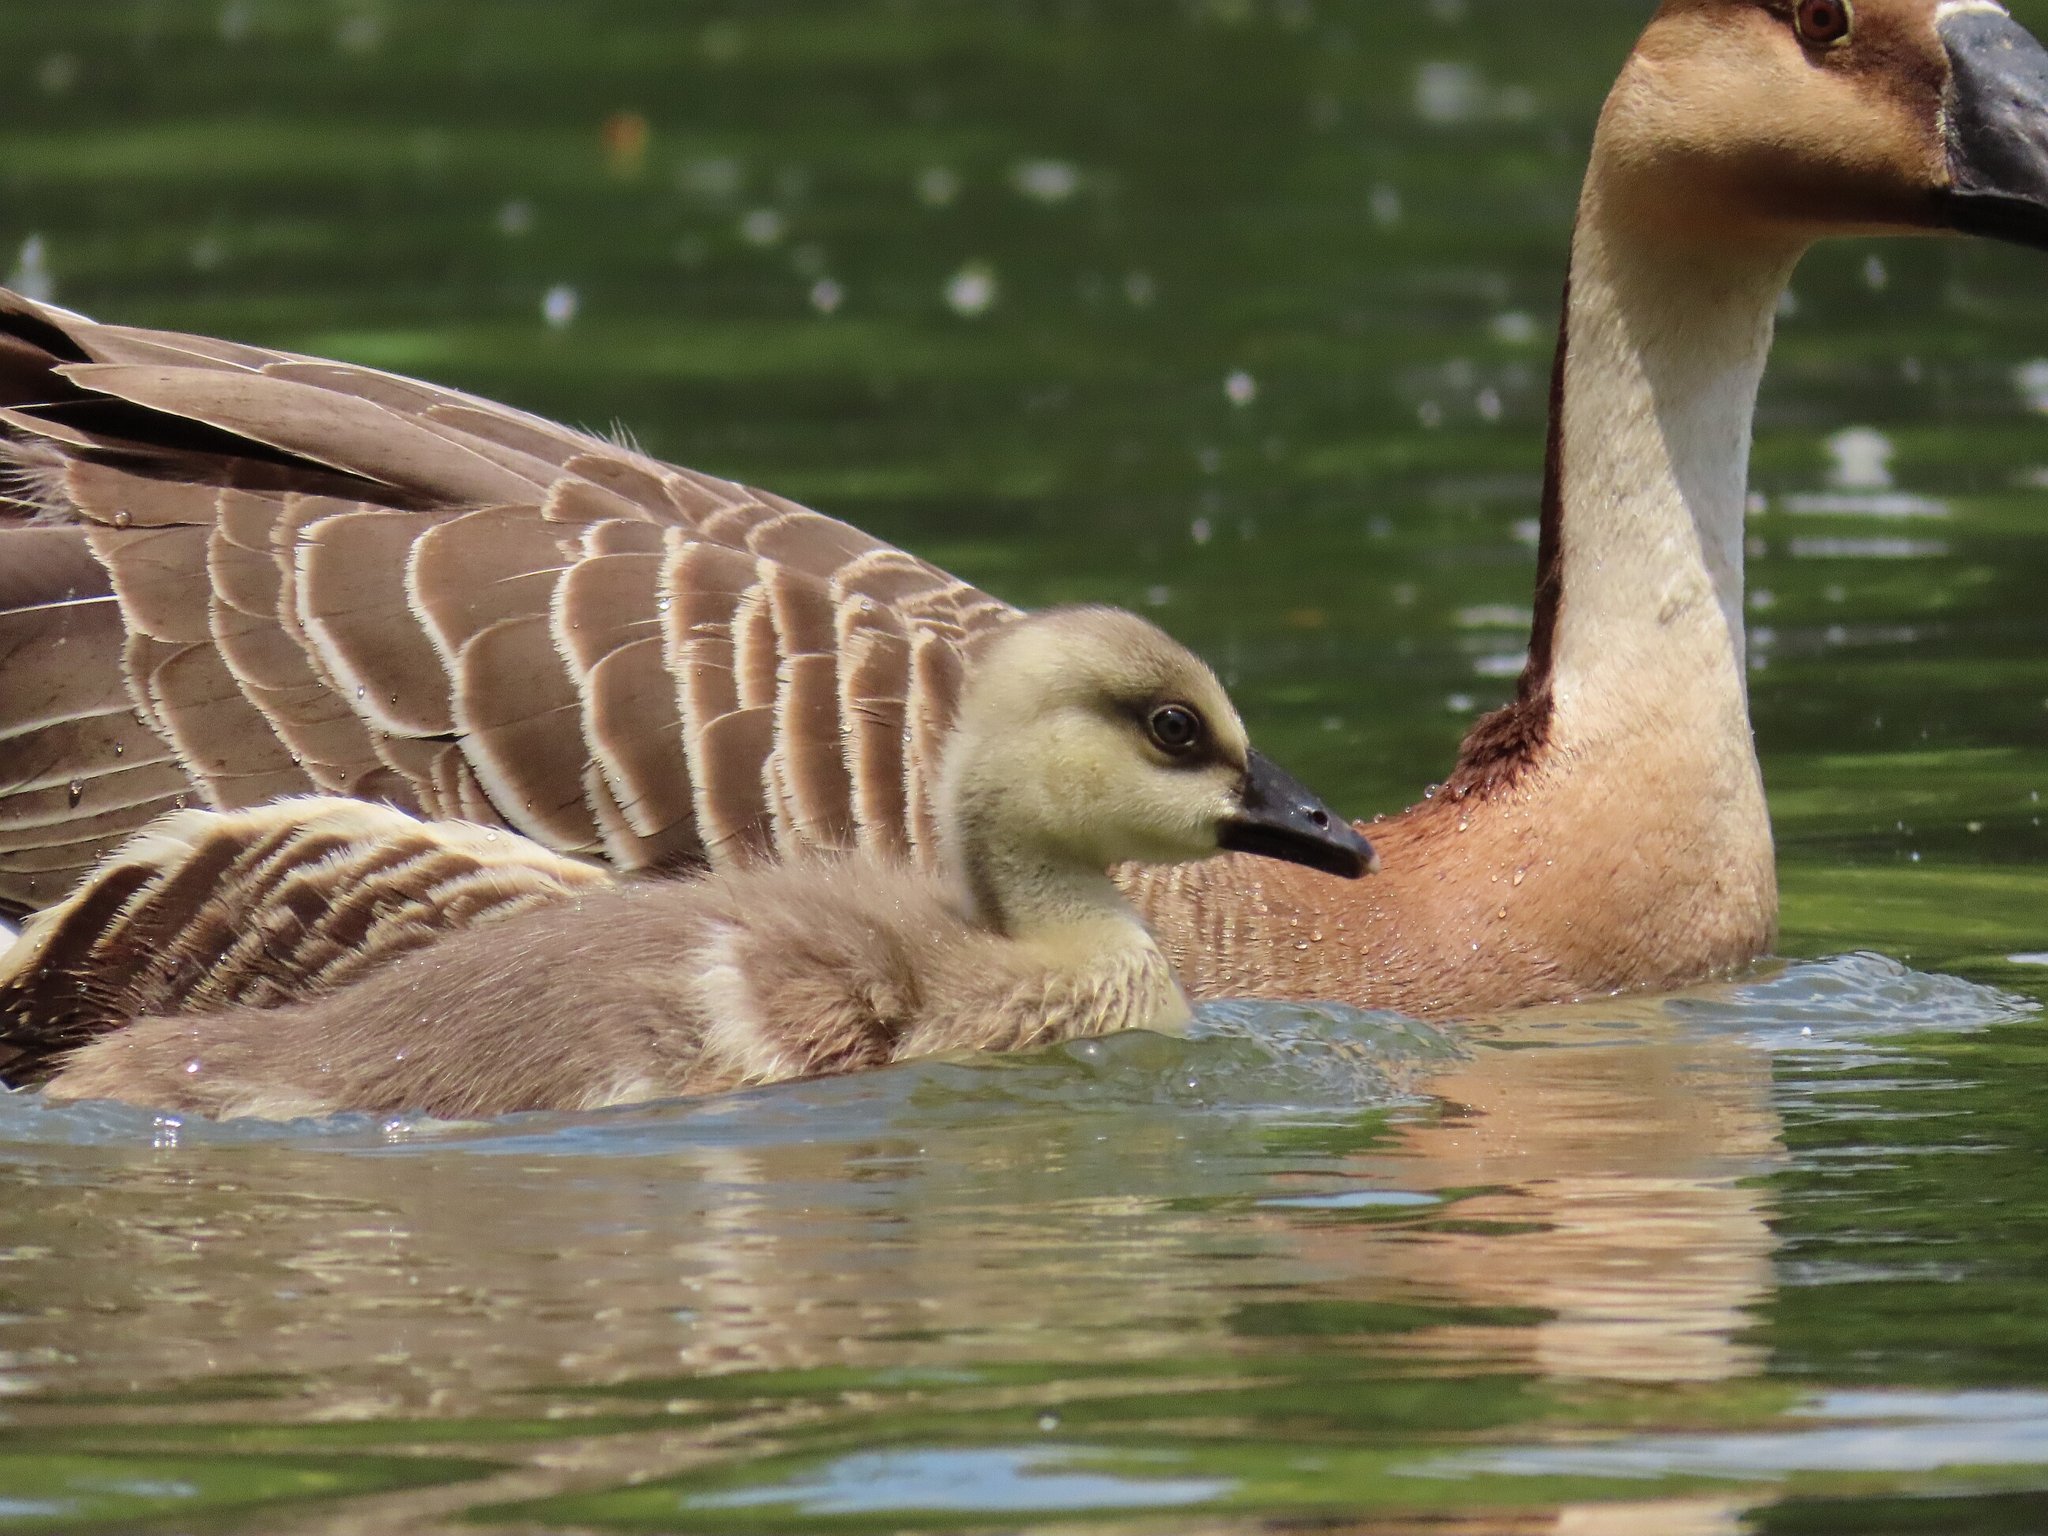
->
[0, 0, 2045, 1016]
[6, 609, 1374, 1116]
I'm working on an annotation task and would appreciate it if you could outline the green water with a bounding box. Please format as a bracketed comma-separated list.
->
[6, 0, 2048, 1530]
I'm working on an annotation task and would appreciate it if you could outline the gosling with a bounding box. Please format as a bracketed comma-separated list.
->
[17, 607, 1375, 1120]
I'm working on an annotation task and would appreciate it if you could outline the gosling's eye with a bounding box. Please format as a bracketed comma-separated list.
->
[1795, 0, 1852, 47]
[1147, 704, 1203, 755]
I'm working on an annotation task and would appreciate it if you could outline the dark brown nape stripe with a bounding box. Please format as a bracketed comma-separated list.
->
[1444, 266, 1571, 800]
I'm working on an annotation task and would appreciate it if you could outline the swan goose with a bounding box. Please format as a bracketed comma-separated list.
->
[3, 0, 2048, 1016]
[0, 608, 1374, 1117]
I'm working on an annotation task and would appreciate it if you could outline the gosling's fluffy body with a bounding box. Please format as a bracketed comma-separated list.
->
[30, 608, 1349, 1119]
[43, 860, 1183, 1119]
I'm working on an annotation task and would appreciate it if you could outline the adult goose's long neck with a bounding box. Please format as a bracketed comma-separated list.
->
[1133, 163, 1800, 1014]
[1544, 184, 1801, 761]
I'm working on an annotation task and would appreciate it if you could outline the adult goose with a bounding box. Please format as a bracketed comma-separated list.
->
[0, 609, 1373, 1117]
[4, 0, 2048, 1016]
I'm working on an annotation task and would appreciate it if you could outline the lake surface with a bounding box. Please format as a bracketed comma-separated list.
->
[5, 0, 2048, 1530]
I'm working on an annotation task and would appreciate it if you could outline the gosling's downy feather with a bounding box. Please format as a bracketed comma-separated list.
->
[31, 860, 1188, 1119]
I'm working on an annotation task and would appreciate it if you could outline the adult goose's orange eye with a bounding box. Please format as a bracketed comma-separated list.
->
[1795, 0, 1853, 47]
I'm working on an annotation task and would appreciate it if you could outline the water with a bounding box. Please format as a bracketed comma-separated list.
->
[6, 0, 2048, 1530]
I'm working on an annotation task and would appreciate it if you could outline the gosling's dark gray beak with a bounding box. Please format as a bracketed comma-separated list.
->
[1939, 5, 2048, 249]
[1218, 750, 1378, 880]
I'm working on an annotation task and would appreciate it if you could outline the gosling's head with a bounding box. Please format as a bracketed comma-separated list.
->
[939, 607, 1376, 893]
[1595, 0, 2048, 253]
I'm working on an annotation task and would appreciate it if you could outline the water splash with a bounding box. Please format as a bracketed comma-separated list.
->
[1663, 952, 2034, 1050]
[0, 956, 2016, 1153]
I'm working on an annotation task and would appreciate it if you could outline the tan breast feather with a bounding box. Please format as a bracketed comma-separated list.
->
[0, 289, 1015, 918]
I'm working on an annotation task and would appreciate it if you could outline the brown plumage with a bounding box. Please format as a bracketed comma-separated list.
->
[0, 798, 609, 1082]
[6, 0, 2048, 1014]
[4, 608, 1373, 1118]
[0, 296, 1007, 912]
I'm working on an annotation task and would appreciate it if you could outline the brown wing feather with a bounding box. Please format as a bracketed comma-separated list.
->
[57, 363, 552, 504]
[295, 507, 460, 737]
[583, 640, 701, 858]
[408, 505, 574, 666]
[0, 286, 1015, 920]
[208, 506, 393, 797]
[555, 549, 699, 854]
[0, 799, 611, 1080]
[764, 566, 856, 858]
[451, 615, 601, 851]
[838, 610, 914, 859]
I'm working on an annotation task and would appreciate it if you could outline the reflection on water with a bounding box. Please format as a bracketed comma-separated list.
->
[8, 0, 2048, 1529]
[1, 959, 2038, 1530]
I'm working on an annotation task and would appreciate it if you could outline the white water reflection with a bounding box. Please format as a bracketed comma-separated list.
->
[681, 1445, 1231, 1516]
[1454, 1389, 2048, 1478]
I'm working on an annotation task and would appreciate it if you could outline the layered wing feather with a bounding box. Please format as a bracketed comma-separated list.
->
[0, 288, 1014, 917]
[0, 797, 612, 1080]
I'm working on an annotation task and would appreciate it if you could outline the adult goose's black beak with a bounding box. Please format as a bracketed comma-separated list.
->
[1938, 4, 2048, 249]
[1218, 750, 1379, 880]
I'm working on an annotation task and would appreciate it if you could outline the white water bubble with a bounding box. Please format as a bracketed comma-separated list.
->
[36, 53, 78, 96]
[1415, 61, 1484, 124]
[336, 10, 383, 54]
[1490, 310, 1537, 345]
[916, 166, 960, 208]
[1010, 158, 1080, 204]
[676, 156, 742, 201]
[1413, 60, 1529, 125]
[1826, 426, 1895, 491]
[1225, 370, 1258, 407]
[2015, 358, 2048, 415]
[7, 236, 54, 303]
[541, 284, 579, 329]
[738, 208, 785, 247]
[945, 262, 997, 317]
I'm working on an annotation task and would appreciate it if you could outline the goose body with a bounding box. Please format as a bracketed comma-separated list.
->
[5, 0, 2048, 1015]
[2, 608, 1373, 1118]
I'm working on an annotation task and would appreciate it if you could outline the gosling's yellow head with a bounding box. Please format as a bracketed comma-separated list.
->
[941, 606, 1375, 886]
[1596, 0, 2048, 251]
